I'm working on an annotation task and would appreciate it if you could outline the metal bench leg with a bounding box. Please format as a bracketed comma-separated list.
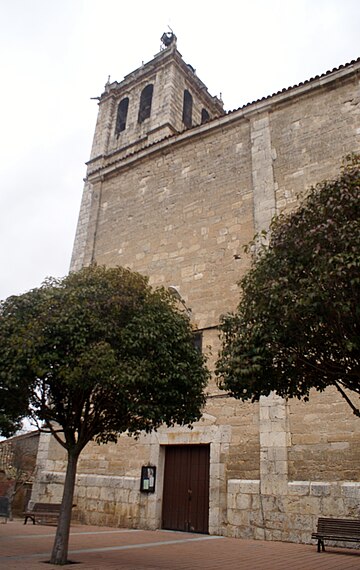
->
[317, 539, 326, 552]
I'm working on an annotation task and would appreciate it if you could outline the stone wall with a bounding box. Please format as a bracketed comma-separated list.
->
[288, 389, 360, 481]
[227, 479, 360, 543]
[82, 120, 254, 330]
[36, 55, 360, 543]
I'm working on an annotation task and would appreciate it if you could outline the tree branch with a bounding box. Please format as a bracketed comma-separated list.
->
[43, 420, 67, 449]
[333, 381, 360, 417]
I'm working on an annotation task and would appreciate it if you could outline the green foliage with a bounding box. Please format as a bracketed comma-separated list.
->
[0, 264, 209, 564]
[216, 156, 360, 416]
[0, 291, 38, 437]
[0, 265, 209, 447]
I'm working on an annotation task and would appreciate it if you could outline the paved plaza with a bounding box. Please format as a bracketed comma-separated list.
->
[0, 520, 359, 569]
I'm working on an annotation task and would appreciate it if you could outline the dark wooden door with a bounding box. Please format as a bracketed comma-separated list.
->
[162, 444, 210, 534]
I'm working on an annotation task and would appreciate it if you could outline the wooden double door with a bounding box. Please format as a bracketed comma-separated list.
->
[162, 444, 210, 534]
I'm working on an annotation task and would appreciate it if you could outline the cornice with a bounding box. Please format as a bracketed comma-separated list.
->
[86, 57, 360, 182]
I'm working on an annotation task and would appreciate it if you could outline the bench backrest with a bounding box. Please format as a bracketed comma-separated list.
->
[317, 517, 360, 538]
[33, 503, 61, 513]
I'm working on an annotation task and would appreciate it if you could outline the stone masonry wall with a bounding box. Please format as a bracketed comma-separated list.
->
[85, 120, 254, 330]
[271, 77, 360, 212]
[38, 59, 360, 543]
[227, 479, 360, 543]
[288, 389, 360, 481]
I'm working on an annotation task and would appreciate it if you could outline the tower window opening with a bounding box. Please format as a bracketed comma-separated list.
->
[193, 331, 203, 353]
[201, 108, 210, 124]
[116, 97, 129, 134]
[182, 90, 193, 128]
[138, 84, 154, 123]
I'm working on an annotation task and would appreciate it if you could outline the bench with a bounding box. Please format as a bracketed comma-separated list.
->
[23, 502, 61, 525]
[312, 517, 360, 552]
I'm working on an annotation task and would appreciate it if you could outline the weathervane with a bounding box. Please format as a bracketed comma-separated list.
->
[161, 27, 176, 49]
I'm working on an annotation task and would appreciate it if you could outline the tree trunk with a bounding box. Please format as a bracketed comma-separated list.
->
[50, 451, 79, 565]
[7, 482, 15, 521]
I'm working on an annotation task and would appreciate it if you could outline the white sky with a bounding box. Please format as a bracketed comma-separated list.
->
[0, 0, 359, 300]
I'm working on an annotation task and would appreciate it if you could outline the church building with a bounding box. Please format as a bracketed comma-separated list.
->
[32, 34, 360, 543]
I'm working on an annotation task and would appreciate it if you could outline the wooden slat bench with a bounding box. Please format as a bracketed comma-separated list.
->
[312, 517, 360, 552]
[23, 502, 61, 525]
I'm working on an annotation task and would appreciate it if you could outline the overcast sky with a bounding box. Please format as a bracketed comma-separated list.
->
[0, 0, 359, 300]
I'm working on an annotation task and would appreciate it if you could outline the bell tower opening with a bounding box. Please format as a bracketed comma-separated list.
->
[115, 97, 129, 135]
[138, 84, 154, 123]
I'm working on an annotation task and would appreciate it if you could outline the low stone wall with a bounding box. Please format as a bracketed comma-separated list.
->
[75, 473, 142, 527]
[226, 480, 264, 540]
[36, 471, 145, 528]
[227, 479, 360, 544]
[35, 467, 360, 544]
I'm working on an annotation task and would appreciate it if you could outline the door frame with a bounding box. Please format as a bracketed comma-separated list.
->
[143, 423, 231, 535]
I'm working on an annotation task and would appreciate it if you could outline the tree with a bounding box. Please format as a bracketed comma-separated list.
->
[0, 346, 31, 438]
[216, 155, 360, 417]
[0, 265, 209, 564]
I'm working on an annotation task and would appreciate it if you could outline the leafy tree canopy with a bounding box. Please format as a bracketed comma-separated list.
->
[0, 265, 208, 443]
[216, 155, 360, 417]
[0, 265, 209, 563]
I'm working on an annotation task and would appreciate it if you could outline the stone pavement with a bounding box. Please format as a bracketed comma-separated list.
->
[0, 520, 359, 569]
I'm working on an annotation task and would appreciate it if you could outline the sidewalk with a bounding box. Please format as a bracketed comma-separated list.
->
[0, 519, 359, 569]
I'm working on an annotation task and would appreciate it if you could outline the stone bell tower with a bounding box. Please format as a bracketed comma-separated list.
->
[88, 32, 224, 163]
[71, 33, 224, 271]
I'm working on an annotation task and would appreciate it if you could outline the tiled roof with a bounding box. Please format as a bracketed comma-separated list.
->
[226, 57, 360, 114]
